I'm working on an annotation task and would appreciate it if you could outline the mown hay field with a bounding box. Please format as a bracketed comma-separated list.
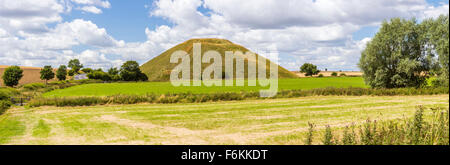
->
[43, 77, 367, 97]
[0, 95, 447, 145]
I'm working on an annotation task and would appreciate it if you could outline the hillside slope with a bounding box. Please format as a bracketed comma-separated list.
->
[140, 38, 298, 81]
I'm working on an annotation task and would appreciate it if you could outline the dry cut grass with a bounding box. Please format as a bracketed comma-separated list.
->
[0, 95, 447, 145]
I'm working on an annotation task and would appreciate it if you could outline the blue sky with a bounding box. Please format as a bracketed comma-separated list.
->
[0, 0, 449, 71]
[62, 0, 159, 42]
[57, 0, 448, 43]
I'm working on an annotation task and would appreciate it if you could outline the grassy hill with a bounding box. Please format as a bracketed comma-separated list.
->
[140, 38, 298, 81]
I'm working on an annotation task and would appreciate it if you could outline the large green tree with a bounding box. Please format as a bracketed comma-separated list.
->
[300, 63, 320, 77]
[56, 65, 68, 81]
[108, 67, 121, 81]
[120, 61, 148, 81]
[421, 15, 449, 86]
[40, 65, 55, 84]
[2, 66, 23, 87]
[68, 59, 83, 75]
[359, 18, 433, 88]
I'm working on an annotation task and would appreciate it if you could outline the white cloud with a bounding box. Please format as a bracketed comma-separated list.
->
[0, 0, 64, 33]
[0, 19, 123, 69]
[79, 6, 102, 14]
[71, 0, 110, 14]
[71, 0, 111, 8]
[420, 3, 449, 19]
[0, 0, 449, 72]
[203, 0, 429, 28]
[141, 0, 449, 71]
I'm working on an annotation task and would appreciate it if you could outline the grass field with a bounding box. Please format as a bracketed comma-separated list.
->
[43, 77, 366, 97]
[1, 95, 447, 145]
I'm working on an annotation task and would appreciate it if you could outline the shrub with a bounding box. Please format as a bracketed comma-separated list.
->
[87, 70, 111, 81]
[0, 91, 9, 101]
[339, 73, 347, 77]
[305, 106, 449, 145]
[0, 100, 12, 115]
[318, 74, 324, 77]
[81, 68, 93, 74]
[0, 87, 19, 100]
[22, 83, 46, 90]
[331, 72, 338, 77]
[0, 87, 15, 114]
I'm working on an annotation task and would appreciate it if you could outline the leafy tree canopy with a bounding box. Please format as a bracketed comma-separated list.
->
[300, 63, 320, 77]
[56, 65, 68, 81]
[359, 16, 449, 88]
[120, 61, 148, 81]
[2, 66, 23, 87]
[40, 65, 55, 84]
[68, 59, 83, 74]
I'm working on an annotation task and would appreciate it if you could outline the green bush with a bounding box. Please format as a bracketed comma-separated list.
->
[307, 106, 449, 145]
[87, 71, 111, 81]
[331, 72, 338, 77]
[22, 83, 46, 90]
[0, 91, 8, 101]
[339, 73, 347, 77]
[318, 74, 324, 77]
[0, 88, 19, 100]
[0, 100, 12, 115]
[430, 77, 449, 88]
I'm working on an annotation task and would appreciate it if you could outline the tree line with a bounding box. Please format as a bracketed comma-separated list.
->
[1, 60, 148, 87]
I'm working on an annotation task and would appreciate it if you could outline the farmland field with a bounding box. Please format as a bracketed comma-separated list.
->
[0, 65, 58, 86]
[43, 77, 367, 97]
[1, 95, 447, 145]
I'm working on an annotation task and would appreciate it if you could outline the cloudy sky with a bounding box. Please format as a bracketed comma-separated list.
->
[0, 0, 448, 71]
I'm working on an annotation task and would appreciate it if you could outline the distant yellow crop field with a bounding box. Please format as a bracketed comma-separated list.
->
[292, 71, 363, 77]
[0, 65, 58, 87]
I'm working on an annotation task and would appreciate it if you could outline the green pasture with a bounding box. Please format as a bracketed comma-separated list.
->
[43, 77, 367, 97]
